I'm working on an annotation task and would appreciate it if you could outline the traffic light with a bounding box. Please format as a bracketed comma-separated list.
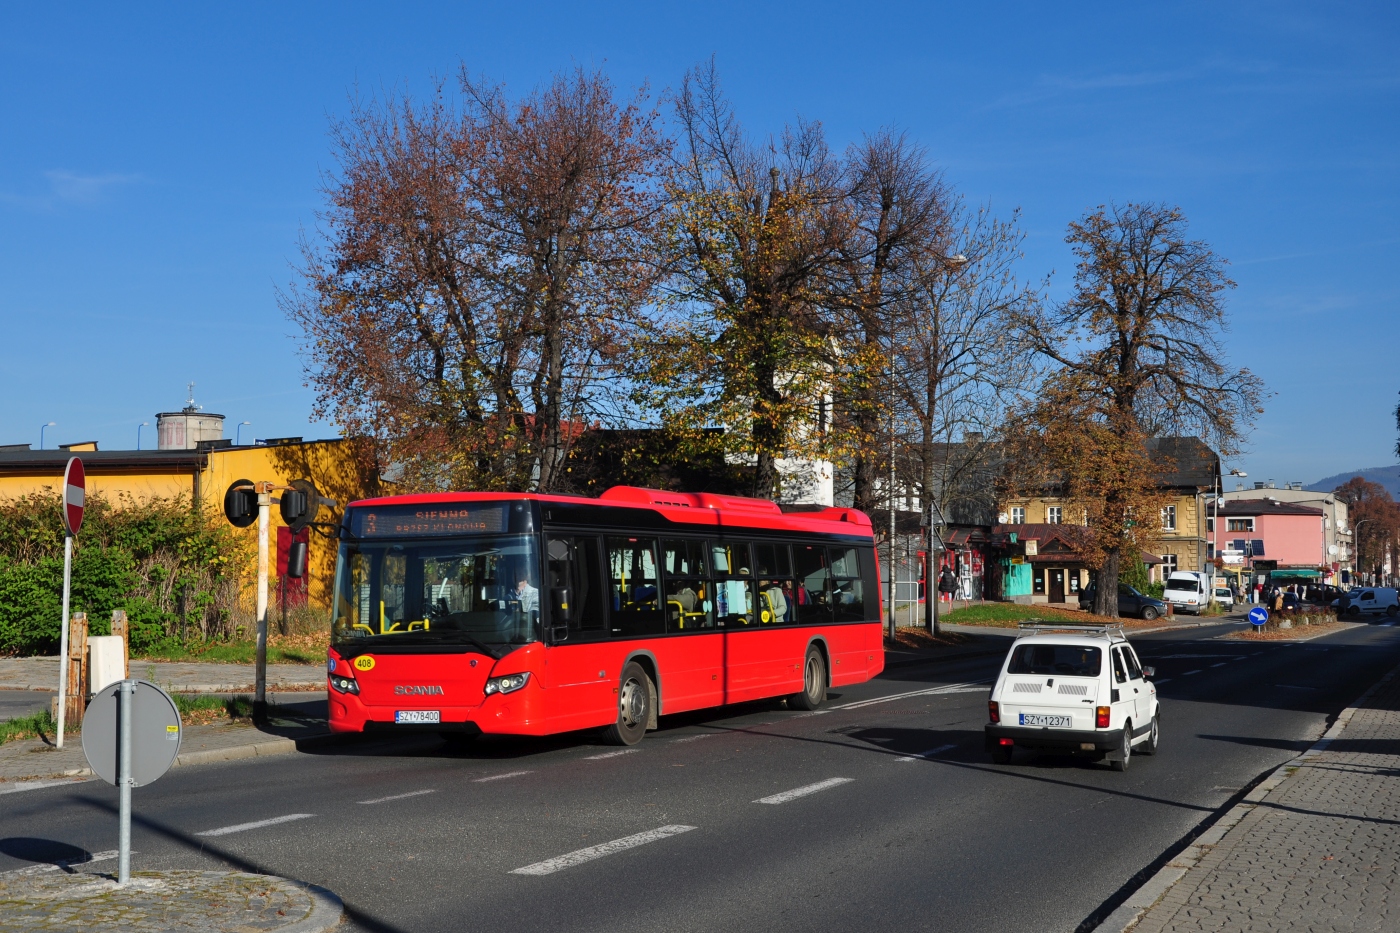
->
[279, 478, 320, 533]
[223, 479, 257, 528]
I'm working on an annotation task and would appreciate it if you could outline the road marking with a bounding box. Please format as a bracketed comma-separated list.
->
[197, 814, 314, 837]
[359, 789, 436, 805]
[510, 825, 697, 875]
[1210, 662, 1227, 668]
[754, 777, 853, 804]
[1183, 670, 1202, 676]
[1154, 678, 1173, 684]
[1274, 684, 1318, 691]
[584, 749, 638, 760]
[0, 850, 121, 878]
[670, 734, 713, 743]
[0, 778, 90, 796]
[896, 744, 957, 762]
[474, 771, 533, 783]
[830, 681, 990, 712]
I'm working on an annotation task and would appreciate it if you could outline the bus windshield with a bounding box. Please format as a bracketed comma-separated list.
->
[331, 534, 541, 653]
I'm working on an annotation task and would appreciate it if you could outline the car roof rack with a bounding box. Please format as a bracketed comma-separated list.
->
[1016, 620, 1126, 638]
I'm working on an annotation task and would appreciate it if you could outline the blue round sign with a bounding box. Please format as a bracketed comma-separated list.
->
[1248, 606, 1269, 627]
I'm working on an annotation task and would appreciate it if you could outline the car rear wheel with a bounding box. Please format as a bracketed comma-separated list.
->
[1348, 606, 1362, 618]
[1110, 721, 1132, 772]
[601, 662, 653, 746]
[1387, 605, 1398, 618]
[787, 647, 828, 711]
[1141, 606, 1160, 622]
[1139, 714, 1159, 755]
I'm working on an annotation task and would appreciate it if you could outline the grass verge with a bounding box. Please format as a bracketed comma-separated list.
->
[136, 633, 329, 665]
[0, 709, 62, 744]
[940, 602, 1174, 630]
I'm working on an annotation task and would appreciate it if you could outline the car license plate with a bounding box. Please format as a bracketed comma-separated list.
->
[1019, 713, 1071, 728]
[395, 710, 441, 724]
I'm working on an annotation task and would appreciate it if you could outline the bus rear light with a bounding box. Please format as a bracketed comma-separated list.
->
[1096, 706, 1111, 728]
[330, 674, 360, 696]
[485, 672, 531, 696]
[988, 700, 1000, 724]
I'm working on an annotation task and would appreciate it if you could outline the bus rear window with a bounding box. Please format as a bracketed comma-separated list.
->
[1007, 644, 1102, 677]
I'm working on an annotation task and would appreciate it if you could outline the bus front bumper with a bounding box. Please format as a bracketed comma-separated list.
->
[328, 683, 548, 736]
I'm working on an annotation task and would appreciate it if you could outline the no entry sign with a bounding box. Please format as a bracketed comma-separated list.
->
[62, 457, 85, 535]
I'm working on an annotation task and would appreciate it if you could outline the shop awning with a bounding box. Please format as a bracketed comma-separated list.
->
[1270, 568, 1320, 578]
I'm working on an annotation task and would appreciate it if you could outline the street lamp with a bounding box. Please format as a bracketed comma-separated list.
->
[236, 421, 252, 446]
[137, 422, 150, 451]
[1353, 518, 1372, 584]
[39, 422, 56, 450]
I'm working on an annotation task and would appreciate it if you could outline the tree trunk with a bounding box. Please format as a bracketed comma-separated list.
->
[1094, 547, 1121, 618]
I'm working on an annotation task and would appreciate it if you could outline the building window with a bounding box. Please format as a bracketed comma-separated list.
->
[1033, 569, 1045, 594]
[1010, 507, 1025, 524]
[1206, 516, 1214, 533]
[1227, 518, 1254, 533]
[1161, 554, 1178, 575]
[1046, 506, 1062, 524]
[1161, 506, 1176, 531]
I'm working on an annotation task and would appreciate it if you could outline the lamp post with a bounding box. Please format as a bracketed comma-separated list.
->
[39, 422, 55, 450]
[1214, 468, 1246, 595]
[236, 421, 252, 446]
[1354, 518, 1372, 585]
[136, 422, 150, 450]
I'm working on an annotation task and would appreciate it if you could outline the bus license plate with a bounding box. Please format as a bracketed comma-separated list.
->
[395, 710, 441, 724]
[1019, 713, 1071, 728]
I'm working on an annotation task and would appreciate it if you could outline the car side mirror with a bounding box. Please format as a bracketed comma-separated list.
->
[1142, 666, 1155, 679]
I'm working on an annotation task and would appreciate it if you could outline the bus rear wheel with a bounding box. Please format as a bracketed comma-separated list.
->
[601, 662, 653, 746]
[787, 647, 828, 711]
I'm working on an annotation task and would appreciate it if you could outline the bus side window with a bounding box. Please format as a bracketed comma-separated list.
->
[547, 536, 606, 640]
[829, 546, 866, 623]
[793, 545, 833, 625]
[753, 542, 794, 624]
[663, 539, 712, 633]
[858, 547, 882, 622]
[607, 537, 664, 638]
[711, 541, 755, 626]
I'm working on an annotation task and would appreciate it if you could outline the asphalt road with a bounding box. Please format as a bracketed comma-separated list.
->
[4, 619, 1400, 933]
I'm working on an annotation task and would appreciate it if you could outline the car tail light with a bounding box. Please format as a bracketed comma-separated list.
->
[988, 700, 1000, 724]
[1096, 706, 1110, 729]
[998, 737, 1013, 746]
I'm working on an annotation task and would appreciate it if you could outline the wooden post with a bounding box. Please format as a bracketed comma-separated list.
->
[110, 609, 130, 679]
[64, 612, 88, 723]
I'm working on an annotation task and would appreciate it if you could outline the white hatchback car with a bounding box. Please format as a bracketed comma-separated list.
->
[985, 623, 1160, 772]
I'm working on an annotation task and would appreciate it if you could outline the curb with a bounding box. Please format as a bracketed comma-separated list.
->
[1095, 657, 1400, 932]
[281, 879, 345, 933]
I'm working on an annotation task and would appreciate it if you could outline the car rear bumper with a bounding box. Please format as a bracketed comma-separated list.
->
[985, 723, 1123, 752]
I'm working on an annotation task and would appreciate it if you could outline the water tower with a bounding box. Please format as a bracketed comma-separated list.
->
[156, 383, 225, 450]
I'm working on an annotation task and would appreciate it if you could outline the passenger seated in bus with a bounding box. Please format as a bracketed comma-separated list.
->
[760, 580, 787, 623]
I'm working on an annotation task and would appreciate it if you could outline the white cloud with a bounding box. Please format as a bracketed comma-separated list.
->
[43, 170, 143, 204]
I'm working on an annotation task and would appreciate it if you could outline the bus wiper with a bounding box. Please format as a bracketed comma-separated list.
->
[457, 634, 503, 660]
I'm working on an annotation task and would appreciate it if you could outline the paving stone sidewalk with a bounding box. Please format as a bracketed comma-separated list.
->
[1124, 662, 1400, 933]
[0, 657, 327, 693]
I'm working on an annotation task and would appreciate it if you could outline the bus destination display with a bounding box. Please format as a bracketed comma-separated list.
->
[350, 504, 508, 538]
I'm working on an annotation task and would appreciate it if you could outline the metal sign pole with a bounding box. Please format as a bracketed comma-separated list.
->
[56, 534, 73, 748]
[254, 486, 271, 722]
[117, 679, 132, 885]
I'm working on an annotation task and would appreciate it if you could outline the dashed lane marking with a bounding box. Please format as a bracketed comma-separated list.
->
[196, 814, 314, 837]
[0, 778, 91, 796]
[827, 681, 991, 712]
[359, 789, 436, 805]
[895, 744, 958, 762]
[1154, 678, 1173, 684]
[1183, 670, 1202, 676]
[670, 734, 714, 743]
[474, 771, 533, 783]
[510, 825, 697, 875]
[754, 777, 854, 804]
[1210, 662, 1227, 668]
[584, 749, 638, 760]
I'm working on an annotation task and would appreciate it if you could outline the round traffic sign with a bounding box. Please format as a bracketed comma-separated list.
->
[62, 457, 85, 535]
[1248, 606, 1269, 627]
[81, 680, 182, 787]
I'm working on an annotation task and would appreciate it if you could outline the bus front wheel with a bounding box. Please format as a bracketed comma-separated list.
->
[602, 662, 653, 746]
[788, 647, 828, 711]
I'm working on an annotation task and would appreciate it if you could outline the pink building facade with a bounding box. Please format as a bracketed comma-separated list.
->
[1212, 499, 1327, 572]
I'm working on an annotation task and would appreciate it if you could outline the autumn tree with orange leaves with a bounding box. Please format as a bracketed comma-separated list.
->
[1007, 203, 1264, 616]
[284, 68, 667, 492]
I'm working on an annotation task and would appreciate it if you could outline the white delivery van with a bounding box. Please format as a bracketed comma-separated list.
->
[1164, 571, 1211, 615]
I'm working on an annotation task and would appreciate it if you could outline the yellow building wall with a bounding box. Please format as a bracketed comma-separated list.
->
[0, 440, 378, 610]
[1005, 492, 1208, 580]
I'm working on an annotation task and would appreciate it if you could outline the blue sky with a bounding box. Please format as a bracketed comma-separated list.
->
[1, 2, 1396, 486]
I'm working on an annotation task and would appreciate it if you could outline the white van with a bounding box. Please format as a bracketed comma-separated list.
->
[1164, 571, 1211, 615]
[985, 622, 1160, 772]
[1337, 587, 1399, 618]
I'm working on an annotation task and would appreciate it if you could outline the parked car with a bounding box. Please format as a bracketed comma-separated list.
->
[1079, 584, 1168, 621]
[1330, 587, 1399, 618]
[1213, 586, 1235, 610]
[985, 622, 1160, 771]
[1164, 571, 1212, 615]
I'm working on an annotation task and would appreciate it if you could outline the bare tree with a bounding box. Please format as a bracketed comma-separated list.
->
[1010, 203, 1264, 616]
[285, 67, 667, 492]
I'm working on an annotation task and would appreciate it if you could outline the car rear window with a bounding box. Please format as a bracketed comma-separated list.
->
[1007, 644, 1102, 677]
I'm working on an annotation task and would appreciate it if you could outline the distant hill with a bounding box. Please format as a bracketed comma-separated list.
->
[1306, 465, 1400, 498]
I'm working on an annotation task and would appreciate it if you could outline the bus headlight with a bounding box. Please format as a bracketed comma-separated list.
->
[330, 674, 360, 695]
[484, 672, 531, 696]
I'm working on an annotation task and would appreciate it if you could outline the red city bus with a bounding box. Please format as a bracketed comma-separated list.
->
[326, 485, 885, 745]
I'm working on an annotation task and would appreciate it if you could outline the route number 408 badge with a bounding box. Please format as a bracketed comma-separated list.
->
[354, 656, 376, 671]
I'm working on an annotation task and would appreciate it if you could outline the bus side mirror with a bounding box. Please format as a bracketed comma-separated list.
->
[551, 587, 572, 624]
[287, 541, 308, 579]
